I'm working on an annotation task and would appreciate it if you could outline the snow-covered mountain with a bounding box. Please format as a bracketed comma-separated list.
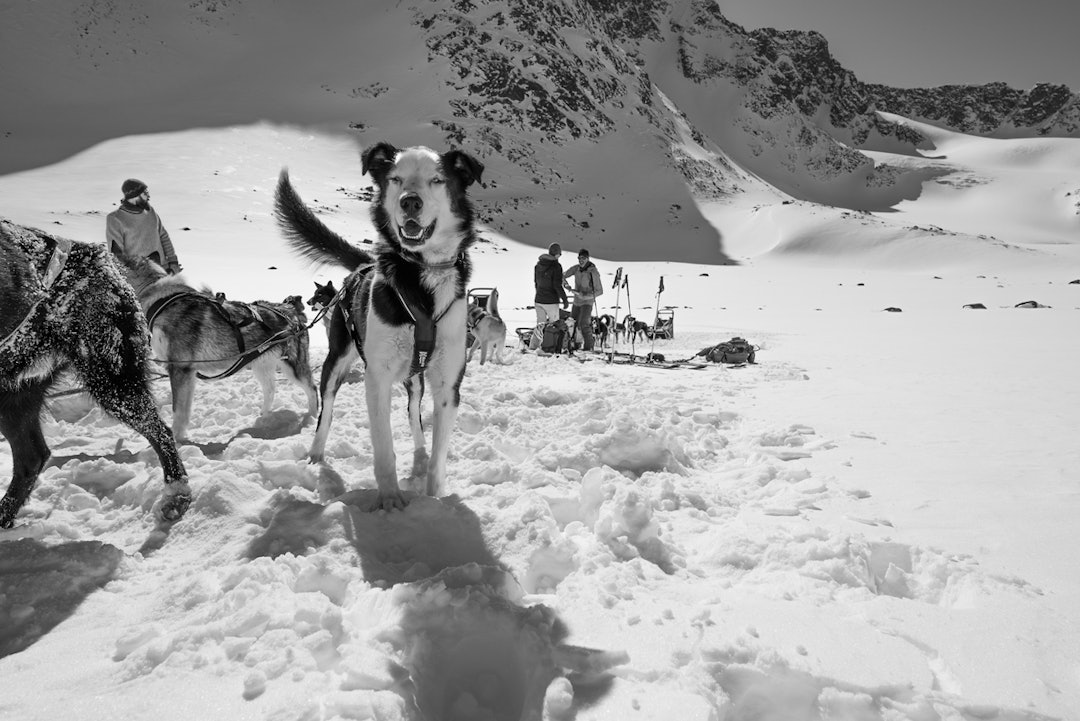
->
[1, 0, 1077, 263]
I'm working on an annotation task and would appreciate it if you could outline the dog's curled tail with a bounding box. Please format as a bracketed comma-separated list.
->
[487, 287, 501, 320]
[274, 169, 372, 272]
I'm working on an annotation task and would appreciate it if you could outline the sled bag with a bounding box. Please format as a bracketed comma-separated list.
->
[541, 320, 568, 354]
[707, 337, 755, 364]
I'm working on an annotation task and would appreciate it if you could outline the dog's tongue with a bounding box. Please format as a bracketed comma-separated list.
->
[404, 219, 424, 238]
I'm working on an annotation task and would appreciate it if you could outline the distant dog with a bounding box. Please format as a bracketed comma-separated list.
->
[307, 279, 337, 323]
[275, 142, 484, 510]
[118, 256, 318, 441]
[623, 314, 649, 343]
[467, 288, 507, 365]
[306, 280, 337, 314]
[0, 219, 190, 528]
[593, 313, 614, 349]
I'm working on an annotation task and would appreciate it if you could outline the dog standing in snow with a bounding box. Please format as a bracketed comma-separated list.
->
[0, 219, 191, 528]
[467, 288, 507, 365]
[275, 142, 484, 510]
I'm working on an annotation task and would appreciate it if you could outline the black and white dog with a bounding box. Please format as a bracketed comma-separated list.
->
[275, 142, 484, 511]
[307, 279, 337, 316]
[623, 314, 649, 343]
[0, 219, 191, 528]
[593, 313, 615, 350]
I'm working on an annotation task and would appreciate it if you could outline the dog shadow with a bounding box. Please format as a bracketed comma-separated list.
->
[246, 484, 503, 586]
[245, 482, 623, 719]
[0, 537, 124, 659]
[46, 409, 310, 466]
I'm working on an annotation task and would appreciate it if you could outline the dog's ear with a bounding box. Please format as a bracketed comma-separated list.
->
[326, 280, 335, 291]
[362, 142, 399, 180]
[442, 150, 484, 188]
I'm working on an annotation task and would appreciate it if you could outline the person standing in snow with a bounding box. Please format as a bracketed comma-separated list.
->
[533, 242, 568, 325]
[562, 248, 603, 351]
[106, 178, 182, 274]
[530, 242, 569, 350]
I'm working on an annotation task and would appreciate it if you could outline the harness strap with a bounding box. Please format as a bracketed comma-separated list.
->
[42, 237, 72, 289]
[393, 289, 453, 377]
[0, 237, 74, 352]
[144, 292, 296, 379]
[145, 292, 196, 329]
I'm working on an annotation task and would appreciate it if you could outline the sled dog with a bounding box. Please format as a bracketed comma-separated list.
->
[118, 256, 318, 441]
[623, 314, 649, 343]
[594, 313, 615, 349]
[467, 288, 507, 365]
[307, 279, 338, 326]
[0, 219, 190, 527]
[275, 142, 484, 510]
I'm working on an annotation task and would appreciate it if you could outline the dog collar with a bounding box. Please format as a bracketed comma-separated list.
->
[400, 250, 464, 271]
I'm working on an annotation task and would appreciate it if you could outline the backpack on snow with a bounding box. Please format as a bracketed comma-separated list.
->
[704, 337, 756, 364]
[540, 319, 570, 354]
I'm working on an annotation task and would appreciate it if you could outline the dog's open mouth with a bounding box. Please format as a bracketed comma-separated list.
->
[398, 219, 436, 246]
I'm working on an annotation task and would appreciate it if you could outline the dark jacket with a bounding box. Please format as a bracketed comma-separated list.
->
[534, 254, 568, 305]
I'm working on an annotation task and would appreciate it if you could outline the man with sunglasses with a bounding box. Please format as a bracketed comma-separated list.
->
[106, 178, 182, 274]
[562, 248, 603, 351]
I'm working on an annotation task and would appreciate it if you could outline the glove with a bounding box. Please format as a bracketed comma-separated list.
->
[167, 262, 183, 275]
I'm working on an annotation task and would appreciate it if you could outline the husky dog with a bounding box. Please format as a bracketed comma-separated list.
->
[0, 219, 191, 527]
[275, 142, 484, 510]
[623, 314, 649, 343]
[466, 288, 507, 365]
[594, 313, 615, 349]
[307, 279, 337, 318]
[118, 256, 318, 441]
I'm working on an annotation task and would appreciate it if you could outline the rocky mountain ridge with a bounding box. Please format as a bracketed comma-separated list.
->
[3, 0, 1076, 261]
[410, 0, 1077, 223]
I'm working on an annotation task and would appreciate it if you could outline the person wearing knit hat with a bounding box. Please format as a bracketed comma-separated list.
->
[106, 178, 182, 274]
[562, 248, 603, 351]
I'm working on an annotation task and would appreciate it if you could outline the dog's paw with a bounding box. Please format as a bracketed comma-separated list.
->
[159, 482, 193, 523]
[377, 490, 411, 512]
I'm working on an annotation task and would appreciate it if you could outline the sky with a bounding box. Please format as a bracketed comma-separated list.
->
[719, 0, 1080, 89]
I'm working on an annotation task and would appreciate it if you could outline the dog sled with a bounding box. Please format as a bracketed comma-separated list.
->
[466, 287, 493, 348]
[582, 348, 708, 371]
[467, 287, 495, 311]
[646, 309, 675, 340]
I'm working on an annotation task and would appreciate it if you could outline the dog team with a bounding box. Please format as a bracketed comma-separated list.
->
[2, 142, 505, 526]
[2, 141, 652, 527]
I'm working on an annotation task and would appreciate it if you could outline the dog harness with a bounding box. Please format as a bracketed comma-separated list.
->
[0, 235, 73, 352]
[143, 292, 298, 380]
[392, 289, 456, 378]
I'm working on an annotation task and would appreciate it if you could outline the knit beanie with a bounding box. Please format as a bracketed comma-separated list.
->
[122, 178, 148, 200]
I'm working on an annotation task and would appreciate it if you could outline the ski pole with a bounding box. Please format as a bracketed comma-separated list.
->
[649, 275, 664, 358]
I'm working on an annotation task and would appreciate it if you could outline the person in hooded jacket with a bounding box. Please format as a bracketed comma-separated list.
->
[530, 243, 569, 350]
[562, 248, 603, 351]
[533, 242, 568, 323]
[106, 178, 182, 274]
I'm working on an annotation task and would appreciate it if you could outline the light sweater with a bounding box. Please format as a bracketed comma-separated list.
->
[106, 203, 179, 267]
[563, 261, 603, 305]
